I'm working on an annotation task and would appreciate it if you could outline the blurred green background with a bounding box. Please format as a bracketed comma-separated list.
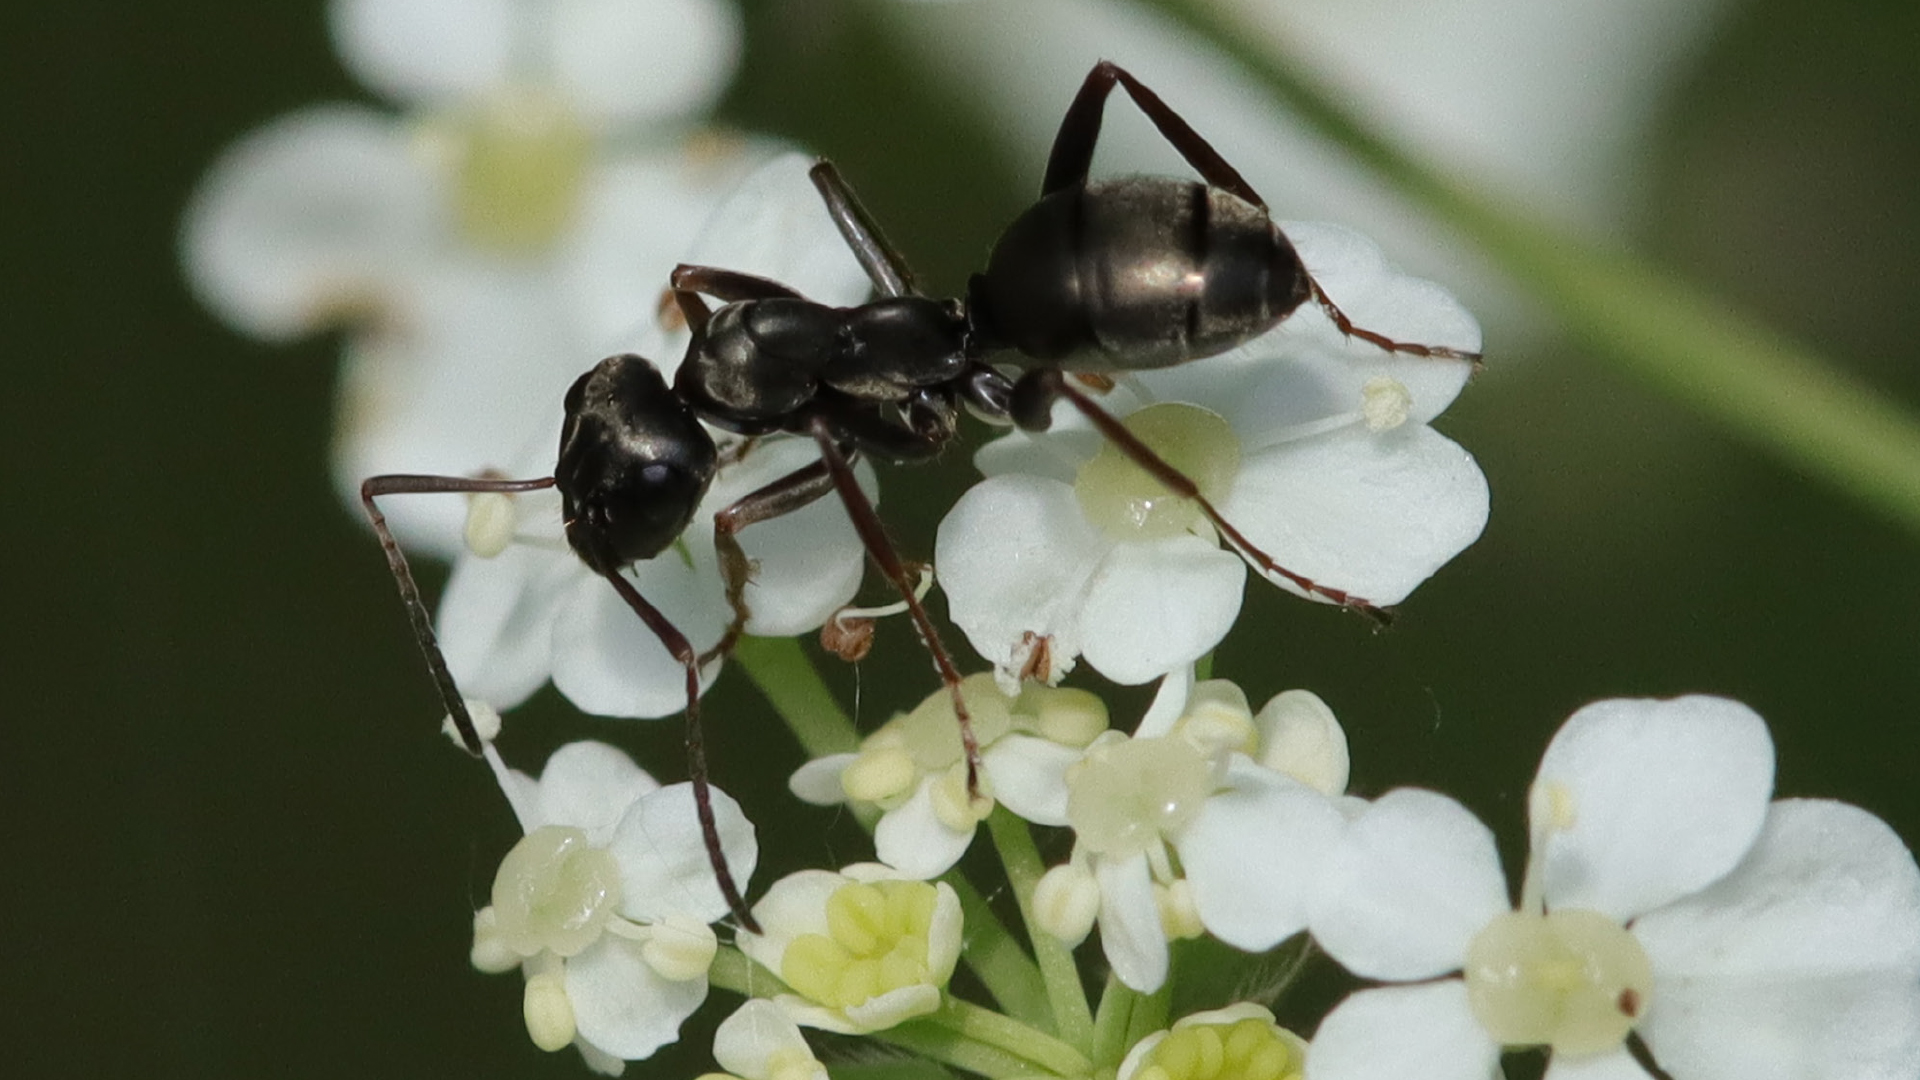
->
[7, 0, 1918, 1075]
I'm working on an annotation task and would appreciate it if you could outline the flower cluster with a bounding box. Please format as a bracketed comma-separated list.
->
[184, 8, 1919, 1080]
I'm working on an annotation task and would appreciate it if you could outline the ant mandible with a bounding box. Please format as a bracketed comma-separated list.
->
[361, 60, 1478, 936]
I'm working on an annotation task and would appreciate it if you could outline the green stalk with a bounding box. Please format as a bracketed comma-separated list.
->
[878, 1020, 1058, 1080]
[1087, 972, 1139, 1069]
[1137, 0, 1920, 537]
[946, 873, 1055, 1029]
[928, 996, 1094, 1077]
[735, 635, 861, 757]
[986, 808, 1097, 1051]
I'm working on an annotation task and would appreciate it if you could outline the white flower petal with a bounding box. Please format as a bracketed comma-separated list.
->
[549, 555, 728, 718]
[607, 782, 757, 924]
[484, 744, 542, 831]
[1533, 696, 1774, 921]
[788, 755, 854, 806]
[874, 779, 974, 879]
[1180, 760, 1343, 951]
[181, 106, 436, 341]
[333, 268, 582, 557]
[1078, 534, 1247, 685]
[328, 0, 516, 107]
[925, 882, 964, 985]
[1096, 853, 1169, 992]
[560, 145, 766, 352]
[714, 999, 817, 1080]
[983, 735, 1079, 826]
[550, 0, 742, 127]
[766, 994, 862, 1036]
[973, 421, 1105, 484]
[1630, 799, 1920, 1080]
[534, 741, 660, 845]
[1306, 982, 1499, 1080]
[1222, 424, 1488, 608]
[1541, 1047, 1652, 1080]
[565, 936, 708, 1061]
[438, 539, 577, 709]
[936, 474, 1103, 677]
[1309, 789, 1509, 981]
[740, 870, 845, 973]
[840, 984, 943, 1032]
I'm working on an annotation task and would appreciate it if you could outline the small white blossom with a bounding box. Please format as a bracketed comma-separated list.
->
[431, 154, 875, 717]
[1031, 671, 1351, 992]
[736, 864, 963, 1034]
[936, 223, 1487, 688]
[472, 740, 757, 1073]
[703, 1000, 828, 1080]
[1118, 1003, 1310, 1080]
[182, 0, 761, 555]
[788, 673, 1109, 879]
[1305, 696, 1920, 1080]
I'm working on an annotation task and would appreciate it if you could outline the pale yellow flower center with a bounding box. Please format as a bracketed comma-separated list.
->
[1135, 1017, 1306, 1080]
[449, 88, 593, 253]
[1065, 736, 1213, 858]
[1074, 403, 1241, 541]
[490, 825, 622, 958]
[781, 880, 943, 1009]
[1463, 909, 1654, 1056]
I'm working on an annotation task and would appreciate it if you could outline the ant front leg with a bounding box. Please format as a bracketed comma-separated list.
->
[702, 458, 839, 668]
[596, 567, 761, 935]
[1015, 371, 1396, 626]
[360, 473, 557, 754]
[808, 160, 920, 299]
[1043, 60, 1264, 207]
[803, 417, 986, 798]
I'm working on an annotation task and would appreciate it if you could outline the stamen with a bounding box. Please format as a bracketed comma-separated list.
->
[1463, 909, 1654, 1056]
[1360, 377, 1413, 431]
[464, 491, 519, 558]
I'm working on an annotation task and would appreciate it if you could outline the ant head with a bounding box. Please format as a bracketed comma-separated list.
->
[556, 354, 719, 574]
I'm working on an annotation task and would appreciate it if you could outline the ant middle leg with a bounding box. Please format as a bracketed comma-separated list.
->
[802, 416, 986, 796]
[701, 458, 839, 668]
[1020, 371, 1396, 625]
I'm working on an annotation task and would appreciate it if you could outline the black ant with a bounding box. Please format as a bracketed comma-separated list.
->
[361, 60, 1478, 936]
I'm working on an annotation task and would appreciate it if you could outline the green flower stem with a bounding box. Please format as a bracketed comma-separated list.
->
[987, 807, 1098, 1052]
[946, 872, 1055, 1030]
[929, 995, 1094, 1077]
[1088, 972, 1140, 1069]
[1122, 969, 1170, 1056]
[709, 944, 789, 998]
[1140, 0, 1920, 537]
[879, 1019, 1059, 1080]
[735, 635, 862, 757]
[734, 638, 1050, 1024]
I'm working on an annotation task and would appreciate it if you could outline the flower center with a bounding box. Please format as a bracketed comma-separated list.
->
[448, 88, 593, 253]
[1066, 736, 1213, 858]
[895, 673, 1015, 771]
[780, 880, 941, 1009]
[1074, 403, 1241, 541]
[1136, 1017, 1306, 1080]
[490, 825, 623, 958]
[1463, 909, 1654, 1056]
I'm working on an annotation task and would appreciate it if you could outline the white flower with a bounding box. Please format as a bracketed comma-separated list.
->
[788, 673, 1109, 879]
[705, 1000, 828, 1080]
[182, 0, 758, 555]
[1306, 696, 1920, 1080]
[1118, 1003, 1310, 1080]
[937, 223, 1486, 688]
[736, 864, 964, 1034]
[432, 153, 876, 717]
[471, 740, 757, 1074]
[1030, 672, 1351, 992]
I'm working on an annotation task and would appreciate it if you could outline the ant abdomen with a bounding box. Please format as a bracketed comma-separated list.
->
[972, 177, 1311, 371]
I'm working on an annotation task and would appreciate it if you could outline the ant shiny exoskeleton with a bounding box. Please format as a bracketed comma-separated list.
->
[361, 60, 1477, 936]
